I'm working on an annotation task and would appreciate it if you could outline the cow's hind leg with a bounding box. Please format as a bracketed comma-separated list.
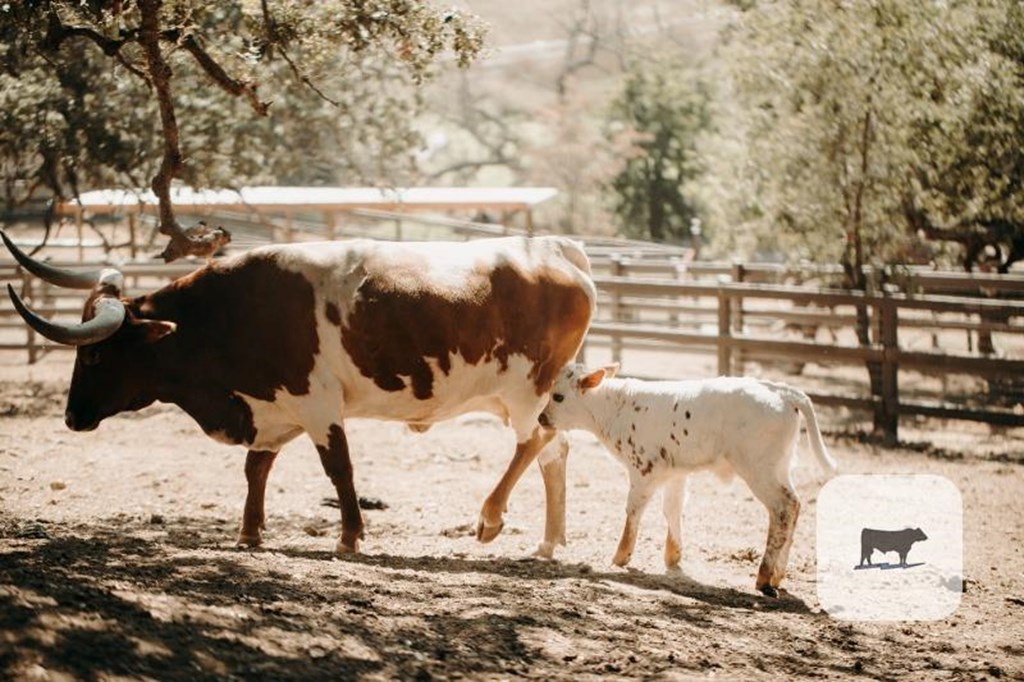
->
[477, 426, 555, 543]
[237, 449, 279, 547]
[534, 431, 569, 559]
[313, 423, 364, 554]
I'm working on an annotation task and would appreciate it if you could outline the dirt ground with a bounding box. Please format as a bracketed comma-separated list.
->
[1, 349, 1022, 681]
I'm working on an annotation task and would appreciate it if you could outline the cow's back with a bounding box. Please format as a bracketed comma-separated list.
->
[262, 236, 595, 423]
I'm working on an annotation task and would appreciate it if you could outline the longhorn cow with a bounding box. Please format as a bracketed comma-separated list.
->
[2, 232, 596, 556]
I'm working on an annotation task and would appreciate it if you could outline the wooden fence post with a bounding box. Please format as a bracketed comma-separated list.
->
[128, 212, 138, 260]
[879, 294, 899, 446]
[611, 255, 624, 364]
[731, 263, 745, 371]
[717, 287, 732, 376]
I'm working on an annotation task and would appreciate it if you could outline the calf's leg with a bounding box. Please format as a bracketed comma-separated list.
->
[612, 479, 657, 567]
[313, 423, 364, 554]
[477, 426, 555, 543]
[662, 477, 686, 569]
[237, 449, 279, 547]
[749, 482, 800, 597]
[534, 432, 570, 559]
[770, 487, 801, 585]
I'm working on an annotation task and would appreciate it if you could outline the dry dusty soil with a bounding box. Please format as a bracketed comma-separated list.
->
[1, 351, 1022, 681]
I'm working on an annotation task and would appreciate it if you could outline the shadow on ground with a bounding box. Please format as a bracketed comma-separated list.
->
[0, 515, 842, 680]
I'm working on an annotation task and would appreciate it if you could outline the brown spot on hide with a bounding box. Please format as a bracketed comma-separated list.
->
[640, 460, 653, 476]
[684, 429, 689, 437]
[673, 402, 678, 411]
[669, 433, 678, 444]
[340, 256, 591, 400]
[325, 301, 341, 326]
[634, 405, 641, 412]
[660, 447, 667, 459]
[631, 423, 636, 431]
[685, 410, 691, 419]
[68, 253, 321, 444]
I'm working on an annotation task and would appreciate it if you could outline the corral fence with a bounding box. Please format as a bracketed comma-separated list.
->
[580, 272, 1024, 445]
[2, 222, 1023, 445]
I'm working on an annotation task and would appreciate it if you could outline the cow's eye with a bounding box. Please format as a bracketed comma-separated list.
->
[552, 393, 564, 403]
[81, 347, 100, 366]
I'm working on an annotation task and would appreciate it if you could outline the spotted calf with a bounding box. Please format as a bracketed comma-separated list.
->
[539, 363, 837, 596]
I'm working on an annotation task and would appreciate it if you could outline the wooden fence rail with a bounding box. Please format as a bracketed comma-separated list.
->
[582, 276, 1024, 444]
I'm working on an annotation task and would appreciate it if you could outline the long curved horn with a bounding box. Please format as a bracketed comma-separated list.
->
[6, 284, 125, 346]
[0, 229, 105, 289]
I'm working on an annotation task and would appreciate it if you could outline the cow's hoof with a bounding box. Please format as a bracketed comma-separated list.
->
[336, 541, 359, 555]
[236, 532, 262, 548]
[475, 517, 504, 543]
[611, 552, 632, 568]
[532, 541, 556, 560]
[758, 584, 779, 598]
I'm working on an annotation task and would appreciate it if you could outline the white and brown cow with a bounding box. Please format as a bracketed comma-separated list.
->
[2, 232, 596, 556]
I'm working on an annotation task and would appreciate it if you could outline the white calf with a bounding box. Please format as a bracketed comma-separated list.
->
[538, 363, 837, 596]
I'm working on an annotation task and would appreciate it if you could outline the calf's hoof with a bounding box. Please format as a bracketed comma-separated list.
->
[757, 584, 779, 598]
[475, 516, 504, 543]
[611, 551, 632, 568]
[532, 541, 557, 560]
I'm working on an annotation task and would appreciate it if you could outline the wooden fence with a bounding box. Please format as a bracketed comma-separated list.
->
[581, 273, 1024, 444]
[3, 250, 1024, 444]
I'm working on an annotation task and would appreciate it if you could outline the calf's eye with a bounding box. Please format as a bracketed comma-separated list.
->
[552, 393, 564, 403]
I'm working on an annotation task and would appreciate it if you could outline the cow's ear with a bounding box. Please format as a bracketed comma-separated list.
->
[579, 368, 608, 392]
[603, 362, 620, 378]
[138, 319, 177, 343]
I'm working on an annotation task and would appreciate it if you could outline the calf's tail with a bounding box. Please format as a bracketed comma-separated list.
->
[786, 387, 838, 475]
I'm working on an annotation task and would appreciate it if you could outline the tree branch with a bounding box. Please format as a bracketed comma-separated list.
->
[257, 0, 340, 107]
[176, 32, 272, 115]
[43, 11, 130, 56]
[138, 0, 229, 262]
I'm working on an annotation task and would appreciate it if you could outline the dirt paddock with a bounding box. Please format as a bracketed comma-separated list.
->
[1, 350, 1022, 680]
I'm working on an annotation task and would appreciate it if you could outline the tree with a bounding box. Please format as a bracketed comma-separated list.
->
[905, 1, 1024, 275]
[715, 0, 1024, 428]
[0, 1, 485, 260]
[605, 58, 711, 243]
[719, 0, 1024, 276]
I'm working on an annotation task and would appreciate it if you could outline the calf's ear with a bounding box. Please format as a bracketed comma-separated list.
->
[579, 367, 609, 391]
[603, 362, 620, 378]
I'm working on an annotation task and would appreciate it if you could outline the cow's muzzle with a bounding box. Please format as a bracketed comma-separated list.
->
[538, 412, 551, 428]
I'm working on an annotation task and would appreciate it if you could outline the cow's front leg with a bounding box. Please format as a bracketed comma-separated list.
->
[477, 426, 555, 543]
[237, 449, 279, 547]
[313, 423, 364, 554]
[534, 431, 569, 559]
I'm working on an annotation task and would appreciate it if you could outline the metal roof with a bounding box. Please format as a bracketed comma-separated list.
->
[59, 186, 558, 215]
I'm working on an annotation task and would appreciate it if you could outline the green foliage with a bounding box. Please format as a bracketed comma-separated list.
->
[0, 1, 485, 210]
[606, 60, 711, 243]
[713, 0, 1024, 275]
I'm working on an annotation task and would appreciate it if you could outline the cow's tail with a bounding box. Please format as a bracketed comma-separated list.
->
[783, 385, 838, 475]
